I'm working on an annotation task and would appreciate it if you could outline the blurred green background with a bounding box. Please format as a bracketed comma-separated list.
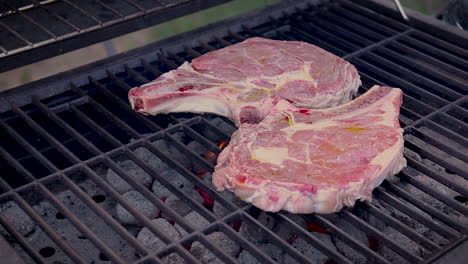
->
[0, 0, 449, 91]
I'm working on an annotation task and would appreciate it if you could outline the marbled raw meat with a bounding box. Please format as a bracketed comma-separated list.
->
[128, 37, 360, 126]
[213, 86, 406, 214]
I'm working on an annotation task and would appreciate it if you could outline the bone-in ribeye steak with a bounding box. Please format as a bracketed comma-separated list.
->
[213, 86, 406, 214]
[129, 37, 361, 125]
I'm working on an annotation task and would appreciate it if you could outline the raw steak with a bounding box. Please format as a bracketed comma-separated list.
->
[213, 85, 406, 214]
[128, 37, 361, 126]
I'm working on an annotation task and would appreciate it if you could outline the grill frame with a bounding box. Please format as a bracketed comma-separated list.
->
[0, 0, 467, 263]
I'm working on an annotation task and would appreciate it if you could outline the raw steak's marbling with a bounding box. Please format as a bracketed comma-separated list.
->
[213, 86, 406, 214]
[128, 37, 360, 126]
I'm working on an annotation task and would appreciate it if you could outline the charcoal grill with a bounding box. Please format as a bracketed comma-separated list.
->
[0, 0, 467, 263]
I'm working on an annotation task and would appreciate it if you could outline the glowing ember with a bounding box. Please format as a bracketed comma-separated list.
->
[218, 140, 227, 149]
[183, 244, 192, 251]
[232, 220, 242, 232]
[196, 170, 208, 179]
[368, 235, 378, 251]
[195, 187, 214, 210]
[306, 221, 329, 234]
[204, 151, 217, 160]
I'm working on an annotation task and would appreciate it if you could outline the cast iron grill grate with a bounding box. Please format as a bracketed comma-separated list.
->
[0, 0, 467, 263]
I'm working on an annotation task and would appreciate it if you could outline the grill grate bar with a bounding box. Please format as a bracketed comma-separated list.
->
[409, 31, 468, 62]
[121, 145, 218, 223]
[165, 133, 215, 172]
[411, 124, 467, 162]
[387, 41, 468, 84]
[104, 70, 182, 128]
[286, 26, 347, 55]
[374, 188, 458, 239]
[0, 2, 57, 39]
[0, 213, 46, 264]
[0, 145, 36, 182]
[312, 10, 384, 41]
[213, 35, 232, 47]
[0, 0, 59, 17]
[29, 0, 81, 31]
[71, 85, 141, 139]
[398, 35, 468, 72]
[228, 30, 247, 41]
[33, 97, 102, 155]
[94, 0, 125, 19]
[399, 170, 468, 215]
[216, 221, 278, 264]
[405, 136, 468, 180]
[139, 137, 239, 213]
[198, 117, 233, 142]
[122, 0, 145, 12]
[341, 30, 411, 60]
[158, 53, 179, 69]
[124, 65, 150, 83]
[278, 213, 353, 264]
[406, 156, 468, 197]
[140, 58, 163, 77]
[310, 214, 392, 264]
[198, 40, 216, 52]
[309, 18, 375, 47]
[168, 52, 186, 65]
[78, 162, 203, 263]
[109, 166, 247, 264]
[341, 209, 424, 262]
[410, 95, 468, 132]
[364, 202, 441, 250]
[359, 73, 425, 121]
[365, 50, 464, 100]
[88, 76, 161, 132]
[340, 0, 409, 31]
[60, 174, 150, 256]
[181, 124, 223, 154]
[434, 112, 468, 137]
[10, 104, 81, 164]
[69, 104, 122, 147]
[0, 119, 58, 173]
[352, 58, 449, 108]
[293, 21, 358, 52]
[236, 211, 322, 264]
[37, 182, 127, 264]
[60, 0, 102, 24]
[419, 119, 468, 149]
[384, 181, 466, 233]
[0, 21, 32, 46]
[11, 191, 87, 263]
[330, 4, 401, 36]
[184, 47, 202, 58]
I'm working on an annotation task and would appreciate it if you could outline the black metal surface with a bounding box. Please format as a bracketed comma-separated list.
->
[0, 0, 467, 263]
[0, 0, 230, 73]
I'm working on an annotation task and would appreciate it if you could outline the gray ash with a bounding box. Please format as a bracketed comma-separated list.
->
[190, 232, 239, 263]
[116, 190, 160, 225]
[137, 218, 183, 251]
[0, 201, 35, 237]
[106, 160, 153, 194]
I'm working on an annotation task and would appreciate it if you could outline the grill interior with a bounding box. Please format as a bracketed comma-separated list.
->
[0, 0, 467, 263]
